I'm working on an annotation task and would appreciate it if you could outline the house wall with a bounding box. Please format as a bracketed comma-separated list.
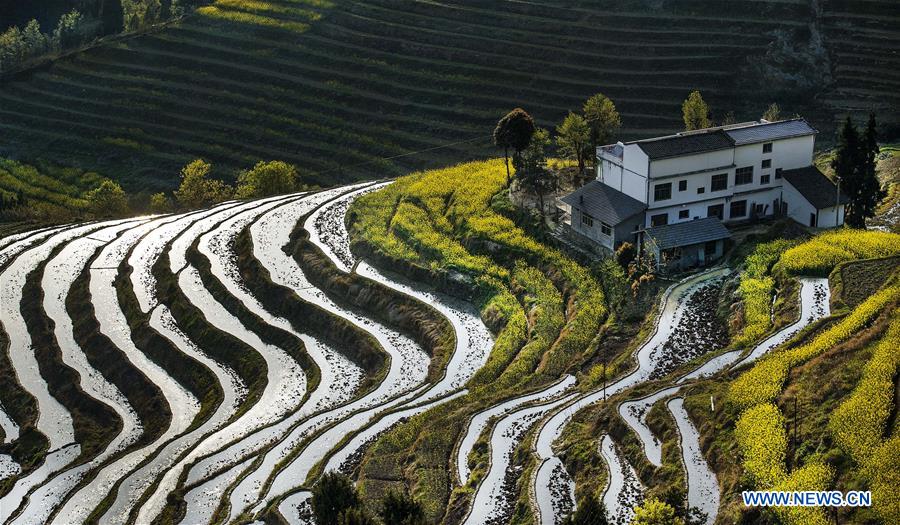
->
[641, 134, 816, 227]
[570, 206, 614, 251]
[816, 204, 845, 228]
[598, 144, 649, 204]
[644, 187, 783, 227]
[614, 213, 645, 248]
[650, 149, 734, 178]
[781, 180, 818, 226]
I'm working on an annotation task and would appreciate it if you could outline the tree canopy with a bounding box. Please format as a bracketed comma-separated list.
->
[583, 93, 621, 160]
[762, 102, 781, 122]
[682, 90, 710, 131]
[494, 107, 536, 183]
[84, 179, 129, 217]
[235, 160, 299, 199]
[174, 159, 233, 210]
[832, 115, 885, 228]
[149, 192, 173, 214]
[556, 112, 592, 174]
[311, 472, 360, 525]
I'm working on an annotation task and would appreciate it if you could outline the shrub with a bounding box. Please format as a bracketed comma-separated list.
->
[632, 498, 684, 525]
[311, 472, 359, 525]
[379, 490, 426, 525]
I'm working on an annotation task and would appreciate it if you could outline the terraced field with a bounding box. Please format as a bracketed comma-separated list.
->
[3, 0, 898, 191]
[2, 158, 900, 525]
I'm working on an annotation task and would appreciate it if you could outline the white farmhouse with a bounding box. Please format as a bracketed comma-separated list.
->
[559, 118, 847, 270]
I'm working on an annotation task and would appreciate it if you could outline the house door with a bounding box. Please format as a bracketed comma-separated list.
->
[809, 212, 817, 227]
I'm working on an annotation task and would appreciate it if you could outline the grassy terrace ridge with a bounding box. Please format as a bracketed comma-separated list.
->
[345, 159, 617, 522]
[4, 1, 898, 191]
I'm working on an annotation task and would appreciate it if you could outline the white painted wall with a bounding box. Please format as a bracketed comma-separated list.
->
[597, 144, 648, 203]
[782, 181, 818, 226]
[817, 205, 845, 228]
[650, 149, 733, 178]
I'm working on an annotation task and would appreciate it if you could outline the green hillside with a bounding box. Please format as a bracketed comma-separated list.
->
[1, 0, 898, 192]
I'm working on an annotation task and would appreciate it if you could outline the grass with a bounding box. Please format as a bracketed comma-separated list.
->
[4, 1, 895, 191]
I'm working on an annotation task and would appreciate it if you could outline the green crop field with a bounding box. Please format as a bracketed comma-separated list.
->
[2, 0, 897, 192]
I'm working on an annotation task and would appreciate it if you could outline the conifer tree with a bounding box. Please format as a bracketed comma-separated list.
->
[682, 91, 710, 131]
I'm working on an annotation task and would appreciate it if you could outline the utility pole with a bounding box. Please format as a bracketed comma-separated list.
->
[835, 175, 842, 227]
[602, 362, 607, 401]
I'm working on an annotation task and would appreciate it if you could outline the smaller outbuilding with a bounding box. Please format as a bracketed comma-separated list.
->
[643, 217, 731, 272]
[780, 166, 848, 228]
[559, 180, 646, 251]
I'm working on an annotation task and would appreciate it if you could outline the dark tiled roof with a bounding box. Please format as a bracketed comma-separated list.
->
[725, 119, 817, 145]
[645, 217, 731, 250]
[631, 130, 734, 160]
[561, 181, 646, 225]
[782, 165, 849, 209]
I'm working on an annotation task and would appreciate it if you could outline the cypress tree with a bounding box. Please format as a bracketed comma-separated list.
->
[833, 115, 885, 228]
[100, 0, 124, 35]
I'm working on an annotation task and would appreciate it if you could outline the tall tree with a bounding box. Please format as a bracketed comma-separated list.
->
[583, 93, 621, 170]
[311, 472, 360, 525]
[514, 128, 555, 215]
[53, 9, 88, 50]
[831, 116, 884, 228]
[556, 112, 591, 175]
[561, 494, 609, 525]
[762, 102, 781, 122]
[682, 90, 710, 131]
[100, 0, 124, 35]
[21, 20, 46, 58]
[494, 108, 536, 184]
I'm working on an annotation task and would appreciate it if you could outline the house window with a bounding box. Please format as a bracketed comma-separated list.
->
[762, 159, 772, 169]
[654, 183, 672, 201]
[650, 213, 668, 227]
[581, 213, 594, 227]
[600, 221, 612, 236]
[707, 204, 724, 219]
[704, 240, 718, 258]
[678, 180, 687, 192]
[679, 209, 690, 219]
[730, 199, 747, 218]
[754, 203, 766, 215]
[775, 168, 783, 179]
[761, 174, 770, 184]
[763, 142, 773, 153]
[735, 166, 753, 185]
[810, 213, 817, 227]
[711, 174, 727, 192]
[697, 187, 705, 194]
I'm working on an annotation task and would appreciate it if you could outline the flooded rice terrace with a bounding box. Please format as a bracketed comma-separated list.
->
[0, 182, 835, 525]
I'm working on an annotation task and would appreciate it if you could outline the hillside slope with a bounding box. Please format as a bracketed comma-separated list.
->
[1, 0, 898, 191]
